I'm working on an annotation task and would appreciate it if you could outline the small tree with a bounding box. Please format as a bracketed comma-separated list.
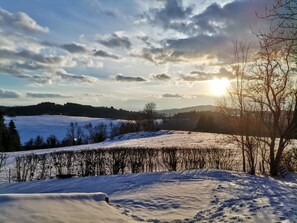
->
[34, 135, 45, 149]
[46, 135, 60, 148]
[0, 113, 7, 173]
[219, 41, 259, 174]
[85, 122, 107, 143]
[7, 120, 21, 151]
[64, 122, 85, 145]
[142, 102, 157, 131]
[0, 113, 5, 152]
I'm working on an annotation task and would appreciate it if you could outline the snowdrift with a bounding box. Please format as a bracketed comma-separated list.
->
[0, 192, 135, 223]
[1, 169, 296, 222]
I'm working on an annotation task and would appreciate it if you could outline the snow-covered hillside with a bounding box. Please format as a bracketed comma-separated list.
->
[4, 115, 123, 144]
[6, 130, 297, 160]
[7, 130, 231, 157]
[1, 116, 297, 222]
[0, 169, 296, 222]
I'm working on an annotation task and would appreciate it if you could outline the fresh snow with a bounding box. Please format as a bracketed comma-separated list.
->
[7, 131, 232, 157]
[0, 192, 136, 223]
[4, 115, 123, 144]
[5, 130, 296, 161]
[1, 115, 297, 222]
[0, 169, 296, 222]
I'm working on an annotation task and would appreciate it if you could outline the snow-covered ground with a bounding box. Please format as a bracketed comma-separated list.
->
[0, 169, 296, 222]
[1, 115, 297, 222]
[5, 130, 296, 164]
[6, 131, 233, 157]
[4, 115, 123, 144]
[0, 130, 239, 184]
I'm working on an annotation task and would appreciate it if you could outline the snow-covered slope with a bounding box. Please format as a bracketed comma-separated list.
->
[4, 115, 123, 144]
[0, 192, 136, 223]
[7, 131, 232, 157]
[0, 169, 296, 222]
[7, 130, 297, 158]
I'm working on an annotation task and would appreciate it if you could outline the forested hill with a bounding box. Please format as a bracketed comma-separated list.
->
[0, 102, 140, 119]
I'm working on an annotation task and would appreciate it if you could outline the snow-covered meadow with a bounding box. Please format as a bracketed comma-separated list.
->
[0, 169, 296, 223]
[4, 115, 124, 144]
[1, 115, 297, 222]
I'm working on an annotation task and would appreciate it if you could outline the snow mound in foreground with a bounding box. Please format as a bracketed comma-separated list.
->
[0, 170, 296, 222]
[0, 192, 135, 223]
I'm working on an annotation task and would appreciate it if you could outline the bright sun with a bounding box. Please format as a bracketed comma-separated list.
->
[210, 78, 230, 96]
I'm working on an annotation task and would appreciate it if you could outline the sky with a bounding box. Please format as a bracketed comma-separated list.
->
[0, 0, 271, 110]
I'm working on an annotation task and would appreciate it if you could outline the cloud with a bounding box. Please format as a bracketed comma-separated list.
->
[144, 0, 268, 37]
[0, 49, 64, 65]
[181, 67, 233, 81]
[85, 0, 117, 18]
[56, 71, 98, 84]
[59, 43, 121, 60]
[98, 33, 132, 49]
[162, 93, 183, 98]
[0, 89, 21, 98]
[26, 92, 70, 98]
[60, 43, 88, 54]
[137, 34, 233, 64]
[144, 0, 192, 31]
[0, 48, 75, 84]
[115, 74, 146, 82]
[153, 73, 171, 81]
[191, 0, 269, 36]
[0, 7, 49, 33]
[83, 93, 104, 97]
[93, 50, 121, 59]
[137, 0, 270, 64]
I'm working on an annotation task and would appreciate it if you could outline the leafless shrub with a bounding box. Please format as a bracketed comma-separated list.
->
[0, 153, 7, 173]
[12, 146, 240, 182]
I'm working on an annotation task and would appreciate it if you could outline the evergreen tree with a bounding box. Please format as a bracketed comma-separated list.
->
[24, 138, 34, 150]
[34, 135, 45, 149]
[0, 113, 5, 152]
[5, 120, 21, 151]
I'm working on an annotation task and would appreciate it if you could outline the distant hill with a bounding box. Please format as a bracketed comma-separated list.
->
[1, 103, 217, 118]
[158, 105, 216, 115]
[3, 102, 140, 119]
[0, 106, 6, 113]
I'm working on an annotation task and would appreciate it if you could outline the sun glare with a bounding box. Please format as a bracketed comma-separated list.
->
[210, 78, 230, 96]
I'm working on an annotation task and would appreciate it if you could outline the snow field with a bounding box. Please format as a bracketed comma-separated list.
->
[0, 192, 136, 223]
[0, 169, 296, 222]
[4, 115, 124, 144]
[1, 115, 297, 222]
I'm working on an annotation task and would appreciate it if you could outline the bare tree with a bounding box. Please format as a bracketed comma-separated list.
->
[142, 102, 157, 131]
[250, 35, 296, 176]
[219, 41, 259, 174]
[219, 0, 297, 176]
[250, 0, 297, 176]
[64, 122, 85, 145]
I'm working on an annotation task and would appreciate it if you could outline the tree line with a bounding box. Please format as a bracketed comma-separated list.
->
[1, 102, 140, 119]
[22, 102, 160, 150]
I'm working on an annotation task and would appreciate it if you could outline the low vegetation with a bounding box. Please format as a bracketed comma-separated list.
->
[13, 147, 239, 182]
